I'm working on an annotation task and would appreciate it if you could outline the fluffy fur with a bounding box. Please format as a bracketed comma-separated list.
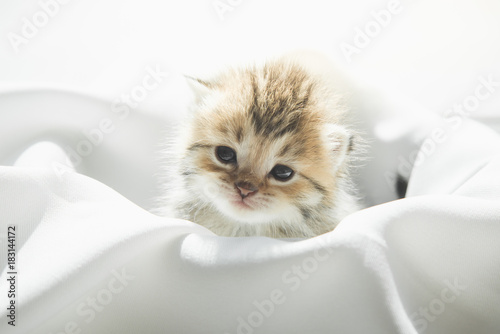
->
[156, 59, 361, 238]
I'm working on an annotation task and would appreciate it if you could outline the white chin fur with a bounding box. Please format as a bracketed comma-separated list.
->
[213, 197, 300, 225]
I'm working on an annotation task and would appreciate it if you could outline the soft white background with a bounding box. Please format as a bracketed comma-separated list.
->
[1, 0, 500, 121]
[1, 2, 500, 334]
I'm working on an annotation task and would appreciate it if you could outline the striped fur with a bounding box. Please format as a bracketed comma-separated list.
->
[157, 59, 361, 238]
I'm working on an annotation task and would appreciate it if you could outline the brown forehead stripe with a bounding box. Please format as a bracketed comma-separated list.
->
[235, 126, 243, 142]
[247, 63, 316, 139]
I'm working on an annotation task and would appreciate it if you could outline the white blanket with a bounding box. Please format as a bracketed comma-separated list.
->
[1, 87, 500, 334]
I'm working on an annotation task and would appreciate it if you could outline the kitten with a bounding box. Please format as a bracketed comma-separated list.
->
[158, 59, 361, 238]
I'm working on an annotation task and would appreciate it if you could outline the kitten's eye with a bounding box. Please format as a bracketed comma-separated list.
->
[271, 165, 294, 181]
[216, 146, 237, 163]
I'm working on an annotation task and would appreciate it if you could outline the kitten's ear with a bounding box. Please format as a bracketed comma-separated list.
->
[323, 123, 354, 168]
[184, 76, 212, 105]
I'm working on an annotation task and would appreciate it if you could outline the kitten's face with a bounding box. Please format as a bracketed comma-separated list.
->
[182, 64, 351, 227]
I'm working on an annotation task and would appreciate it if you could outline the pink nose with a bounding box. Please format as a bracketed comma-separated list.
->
[235, 182, 258, 198]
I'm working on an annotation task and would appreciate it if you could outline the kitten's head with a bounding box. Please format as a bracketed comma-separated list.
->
[180, 61, 355, 233]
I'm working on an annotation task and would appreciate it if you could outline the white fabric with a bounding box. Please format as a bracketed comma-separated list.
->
[1, 87, 500, 334]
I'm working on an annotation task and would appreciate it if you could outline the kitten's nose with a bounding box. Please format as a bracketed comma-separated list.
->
[235, 181, 258, 198]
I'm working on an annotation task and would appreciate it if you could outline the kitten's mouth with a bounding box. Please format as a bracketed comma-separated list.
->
[231, 198, 254, 209]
